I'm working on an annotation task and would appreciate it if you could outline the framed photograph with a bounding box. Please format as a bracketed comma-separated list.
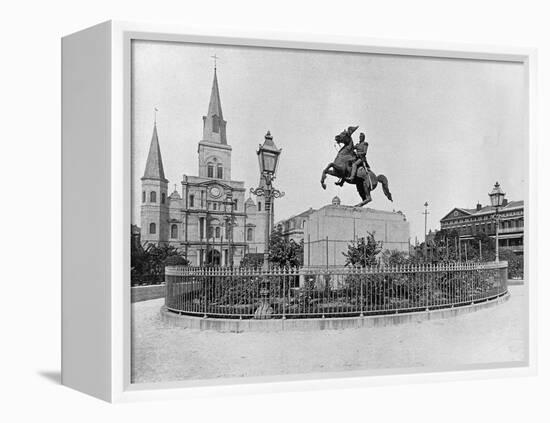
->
[62, 21, 537, 402]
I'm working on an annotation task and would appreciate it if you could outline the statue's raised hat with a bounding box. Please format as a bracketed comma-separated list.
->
[347, 125, 359, 135]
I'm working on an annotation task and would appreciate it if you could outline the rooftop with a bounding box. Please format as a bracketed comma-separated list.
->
[441, 200, 524, 221]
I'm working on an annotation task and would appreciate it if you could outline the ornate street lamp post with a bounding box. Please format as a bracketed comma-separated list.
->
[488, 182, 506, 263]
[250, 131, 285, 270]
[222, 192, 235, 267]
[422, 201, 429, 260]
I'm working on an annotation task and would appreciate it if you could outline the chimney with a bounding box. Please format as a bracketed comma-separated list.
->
[476, 202, 482, 211]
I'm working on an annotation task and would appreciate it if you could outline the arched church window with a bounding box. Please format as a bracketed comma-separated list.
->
[247, 227, 253, 241]
[189, 194, 194, 208]
[161, 193, 166, 204]
[142, 191, 146, 202]
[233, 199, 238, 211]
[207, 163, 214, 178]
[150, 191, 156, 203]
[258, 202, 262, 212]
[215, 227, 221, 238]
[149, 222, 156, 234]
[216, 164, 223, 179]
[171, 224, 178, 239]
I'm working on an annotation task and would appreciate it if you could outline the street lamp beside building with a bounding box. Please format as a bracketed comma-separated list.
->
[250, 131, 285, 270]
[488, 181, 506, 262]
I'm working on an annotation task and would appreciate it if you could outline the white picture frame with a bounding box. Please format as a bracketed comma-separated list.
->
[61, 20, 537, 403]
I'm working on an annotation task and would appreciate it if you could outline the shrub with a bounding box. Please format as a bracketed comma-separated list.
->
[499, 250, 524, 279]
[343, 232, 382, 267]
[380, 249, 417, 266]
[131, 242, 188, 285]
[240, 253, 264, 269]
[163, 255, 189, 266]
[268, 227, 304, 268]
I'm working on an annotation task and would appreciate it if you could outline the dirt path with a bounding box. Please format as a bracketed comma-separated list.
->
[131, 285, 528, 384]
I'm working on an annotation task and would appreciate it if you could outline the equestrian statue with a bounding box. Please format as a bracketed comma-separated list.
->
[320, 126, 393, 207]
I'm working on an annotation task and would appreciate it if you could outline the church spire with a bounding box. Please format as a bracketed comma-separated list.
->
[202, 67, 227, 144]
[142, 122, 167, 182]
[207, 68, 224, 120]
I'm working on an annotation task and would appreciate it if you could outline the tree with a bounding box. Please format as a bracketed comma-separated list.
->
[240, 253, 264, 268]
[499, 249, 524, 279]
[431, 228, 460, 261]
[469, 233, 495, 261]
[380, 249, 414, 266]
[131, 236, 147, 276]
[131, 241, 188, 285]
[268, 226, 303, 268]
[163, 255, 190, 266]
[343, 232, 383, 267]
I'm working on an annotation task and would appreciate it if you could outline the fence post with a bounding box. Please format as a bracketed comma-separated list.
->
[360, 267, 364, 317]
[424, 264, 429, 311]
[479, 239, 482, 260]
[470, 263, 474, 304]
[307, 234, 311, 267]
[203, 267, 208, 318]
[325, 236, 329, 270]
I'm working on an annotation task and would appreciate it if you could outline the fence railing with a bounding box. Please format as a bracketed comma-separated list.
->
[165, 262, 508, 319]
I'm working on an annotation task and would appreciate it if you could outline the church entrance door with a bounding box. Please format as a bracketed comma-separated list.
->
[207, 249, 221, 266]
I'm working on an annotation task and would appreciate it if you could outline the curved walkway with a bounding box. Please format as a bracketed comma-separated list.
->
[131, 285, 528, 384]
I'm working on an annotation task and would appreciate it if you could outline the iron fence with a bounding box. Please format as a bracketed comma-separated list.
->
[165, 262, 508, 319]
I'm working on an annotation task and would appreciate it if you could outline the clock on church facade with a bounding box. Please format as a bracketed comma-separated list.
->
[140, 67, 267, 266]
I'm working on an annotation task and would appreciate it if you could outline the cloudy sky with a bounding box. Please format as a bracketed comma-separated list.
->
[131, 40, 528, 242]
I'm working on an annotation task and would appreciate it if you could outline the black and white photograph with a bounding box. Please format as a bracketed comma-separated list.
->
[5, 0, 550, 419]
[130, 39, 528, 385]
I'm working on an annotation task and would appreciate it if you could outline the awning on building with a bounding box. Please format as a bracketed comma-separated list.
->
[489, 233, 523, 240]
[459, 234, 522, 240]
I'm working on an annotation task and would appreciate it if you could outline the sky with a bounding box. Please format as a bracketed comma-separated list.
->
[131, 40, 528, 242]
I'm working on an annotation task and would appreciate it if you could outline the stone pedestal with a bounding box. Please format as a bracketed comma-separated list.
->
[303, 204, 410, 267]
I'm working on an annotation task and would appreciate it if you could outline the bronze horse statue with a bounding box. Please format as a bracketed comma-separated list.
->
[321, 126, 393, 207]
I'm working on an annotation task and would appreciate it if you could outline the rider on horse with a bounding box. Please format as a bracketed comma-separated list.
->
[334, 126, 359, 186]
[321, 125, 392, 207]
[347, 132, 370, 183]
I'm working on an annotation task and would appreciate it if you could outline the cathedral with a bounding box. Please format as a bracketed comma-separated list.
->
[140, 67, 267, 266]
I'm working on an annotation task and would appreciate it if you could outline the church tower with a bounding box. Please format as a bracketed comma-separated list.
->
[141, 121, 169, 245]
[197, 67, 232, 180]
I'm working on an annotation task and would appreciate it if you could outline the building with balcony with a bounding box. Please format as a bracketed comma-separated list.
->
[440, 198, 524, 255]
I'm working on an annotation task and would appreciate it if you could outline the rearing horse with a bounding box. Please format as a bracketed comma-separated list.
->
[320, 126, 393, 207]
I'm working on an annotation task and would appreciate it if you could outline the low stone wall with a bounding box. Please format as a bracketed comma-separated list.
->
[131, 283, 166, 303]
[161, 291, 509, 332]
[507, 278, 524, 286]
